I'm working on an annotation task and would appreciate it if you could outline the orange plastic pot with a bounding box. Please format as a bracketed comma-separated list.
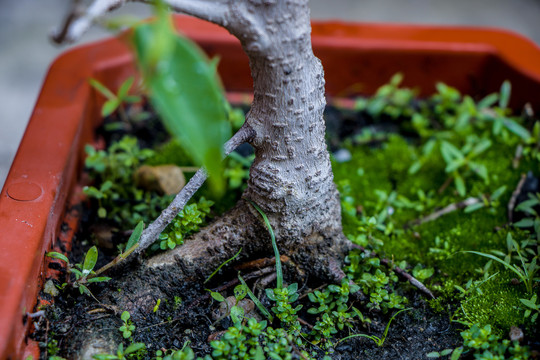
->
[1, 15, 540, 359]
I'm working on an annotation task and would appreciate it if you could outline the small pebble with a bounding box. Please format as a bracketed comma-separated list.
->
[44, 279, 59, 297]
[333, 148, 352, 163]
[509, 326, 524, 342]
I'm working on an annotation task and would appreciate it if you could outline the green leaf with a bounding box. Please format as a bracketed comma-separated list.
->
[82, 246, 98, 275]
[126, 221, 144, 250]
[234, 284, 247, 301]
[88, 78, 116, 100]
[117, 76, 135, 100]
[440, 349, 453, 356]
[210, 291, 225, 302]
[464, 202, 484, 213]
[499, 80, 511, 109]
[238, 274, 273, 322]
[471, 139, 491, 156]
[87, 276, 111, 283]
[132, 14, 231, 195]
[503, 117, 531, 140]
[408, 160, 422, 175]
[454, 174, 466, 197]
[478, 93, 498, 109]
[46, 252, 69, 264]
[230, 305, 244, 324]
[250, 201, 282, 289]
[121, 311, 131, 322]
[450, 346, 463, 360]
[124, 343, 146, 355]
[514, 218, 534, 228]
[520, 298, 537, 309]
[101, 99, 120, 117]
[426, 352, 441, 358]
[440, 141, 464, 163]
[491, 186, 506, 200]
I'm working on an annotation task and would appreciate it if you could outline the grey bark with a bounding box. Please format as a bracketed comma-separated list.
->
[146, 0, 349, 280]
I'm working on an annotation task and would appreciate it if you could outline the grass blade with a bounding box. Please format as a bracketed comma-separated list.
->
[249, 201, 283, 289]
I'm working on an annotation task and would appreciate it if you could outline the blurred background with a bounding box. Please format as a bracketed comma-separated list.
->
[1, 0, 540, 189]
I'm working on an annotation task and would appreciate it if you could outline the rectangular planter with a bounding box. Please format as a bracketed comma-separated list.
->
[1, 15, 540, 359]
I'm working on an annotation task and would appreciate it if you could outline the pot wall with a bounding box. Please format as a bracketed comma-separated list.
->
[1, 15, 540, 359]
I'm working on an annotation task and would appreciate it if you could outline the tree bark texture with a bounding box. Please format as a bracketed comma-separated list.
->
[149, 0, 349, 281]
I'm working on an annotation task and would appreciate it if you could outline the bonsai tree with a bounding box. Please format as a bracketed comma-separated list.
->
[54, 0, 350, 283]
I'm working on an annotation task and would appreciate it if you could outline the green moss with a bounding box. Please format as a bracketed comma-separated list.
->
[457, 273, 524, 335]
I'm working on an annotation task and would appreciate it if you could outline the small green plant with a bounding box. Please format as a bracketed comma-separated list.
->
[460, 324, 530, 359]
[514, 191, 540, 232]
[306, 278, 368, 349]
[355, 73, 417, 119]
[426, 347, 463, 359]
[88, 76, 144, 125]
[119, 311, 135, 339]
[92, 342, 146, 360]
[336, 308, 411, 347]
[520, 294, 539, 323]
[155, 342, 195, 360]
[265, 283, 302, 335]
[84, 135, 162, 228]
[208, 318, 294, 360]
[464, 233, 539, 295]
[209, 283, 249, 325]
[156, 197, 213, 250]
[47, 246, 111, 296]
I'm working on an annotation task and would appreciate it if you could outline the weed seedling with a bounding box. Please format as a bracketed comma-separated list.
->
[89, 76, 144, 126]
[336, 308, 411, 347]
[119, 311, 135, 339]
[47, 246, 110, 297]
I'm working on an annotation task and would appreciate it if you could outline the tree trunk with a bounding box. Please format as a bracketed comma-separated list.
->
[147, 0, 349, 281]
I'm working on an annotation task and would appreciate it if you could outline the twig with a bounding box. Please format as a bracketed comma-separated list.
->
[508, 173, 527, 223]
[88, 125, 255, 277]
[437, 176, 453, 194]
[350, 244, 435, 299]
[297, 317, 314, 330]
[407, 197, 480, 228]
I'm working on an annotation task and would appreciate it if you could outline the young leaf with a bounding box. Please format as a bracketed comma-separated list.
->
[126, 221, 144, 250]
[124, 343, 146, 355]
[499, 80, 511, 109]
[234, 284, 247, 301]
[132, 12, 231, 195]
[454, 174, 466, 197]
[88, 78, 116, 100]
[87, 276, 112, 283]
[210, 291, 226, 302]
[101, 99, 120, 117]
[82, 246, 98, 275]
[503, 117, 531, 140]
[230, 305, 244, 324]
[46, 252, 69, 264]
[117, 77, 135, 100]
[464, 202, 484, 213]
